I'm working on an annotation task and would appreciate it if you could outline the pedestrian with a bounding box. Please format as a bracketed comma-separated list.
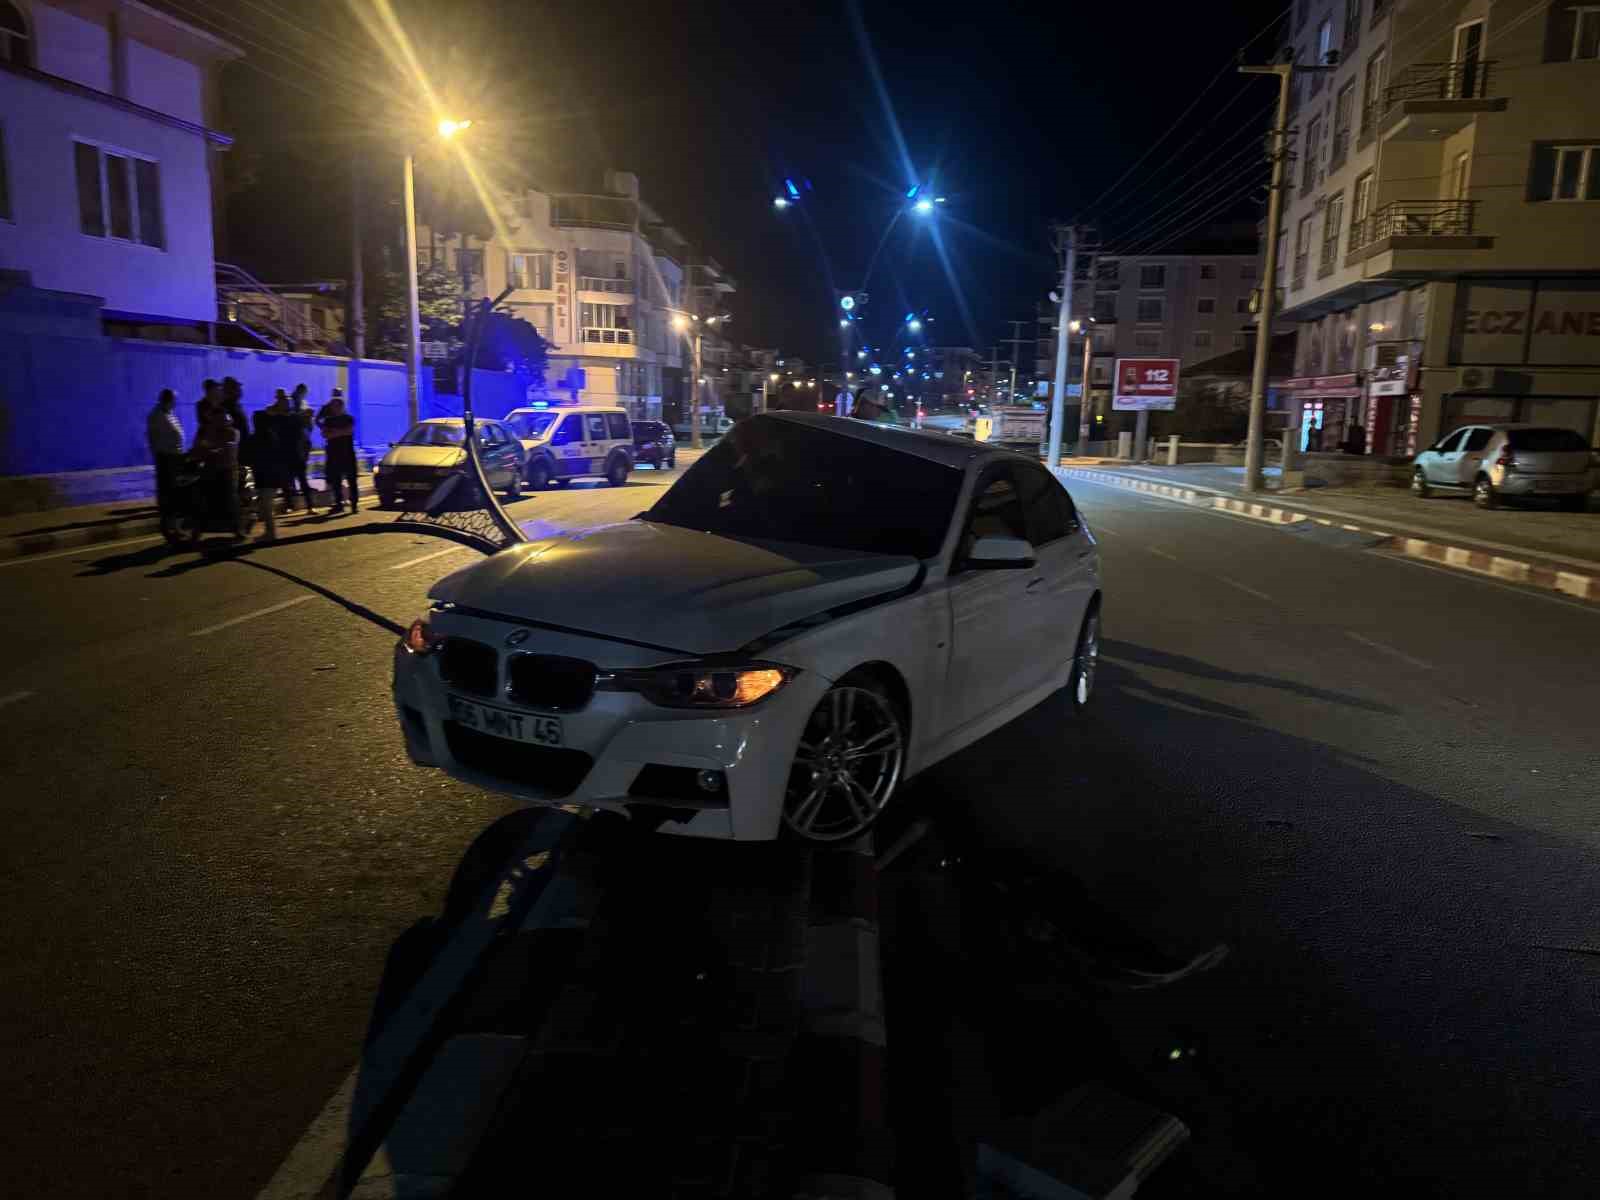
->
[250, 391, 295, 542]
[1344, 421, 1366, 456]
[318, 388, 359, 513]
[287, 383, 316, 512]
[146, 387, 185, 537]
[197, 378, 222, 428]
[1304, 420, 1322, 452]
[188, 402, 242, 542]
[221, 377, 253, 500]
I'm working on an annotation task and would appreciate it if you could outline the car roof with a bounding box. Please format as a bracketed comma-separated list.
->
[756, 411, 1003, 470]
[505, 404, 625, 416]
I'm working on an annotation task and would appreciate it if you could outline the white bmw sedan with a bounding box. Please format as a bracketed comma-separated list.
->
[393, 413, 1101, 842]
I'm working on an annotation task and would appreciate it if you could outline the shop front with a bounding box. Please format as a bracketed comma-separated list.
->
[1282, 373, 1363, 451]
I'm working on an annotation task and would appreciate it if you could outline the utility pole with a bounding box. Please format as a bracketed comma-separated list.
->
[1000, 319, 1030, 405]
[402, 151, 422, 429]
[1046, 223, 1077, 467]
[1240, 54, 1332, 491]
[684, 254, 701, 449]
[349, 153, 366, 360]
[987, 346, 1003, 406]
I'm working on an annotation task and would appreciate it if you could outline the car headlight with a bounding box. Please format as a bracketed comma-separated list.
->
[603, 661, 797, 709]
[372, 462, 382, 476]
[401, 613, 443, 655]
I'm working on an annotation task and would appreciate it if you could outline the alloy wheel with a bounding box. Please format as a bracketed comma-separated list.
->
[1411, 469, 1431, 498]
[783, 684, 904, 843]
[1072, 609, 1099, 707]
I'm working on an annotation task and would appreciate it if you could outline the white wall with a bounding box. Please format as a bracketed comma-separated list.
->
[30, 4, 112, 93]
[125, 38, 203, 125]
[0, 70, 218, 322]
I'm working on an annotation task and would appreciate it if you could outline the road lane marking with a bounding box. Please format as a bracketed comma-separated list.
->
[190, 595, 313, 637]
[1219, 576, 1275, 602]
[0, 533, 164, 567]
[387, 545, 470, 571]
[0, 690, 36, 709]
[1146, 546, 1179, 562]
[1345, 630, 1432, 670]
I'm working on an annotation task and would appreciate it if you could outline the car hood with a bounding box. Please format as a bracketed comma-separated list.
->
[429, 520, 921, 655]
[384, 445, 466, 470]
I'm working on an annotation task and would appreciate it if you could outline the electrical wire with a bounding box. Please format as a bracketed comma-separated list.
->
[1107, 142, 1272, 256]
[1118, 170, 1269, 260]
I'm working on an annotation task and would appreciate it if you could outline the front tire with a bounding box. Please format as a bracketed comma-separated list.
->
[1411, 468, 1432, 499]
[782, 678, 905, 844]
[1474, 474, 1498, 509]
[1066, 605, 1100, 710]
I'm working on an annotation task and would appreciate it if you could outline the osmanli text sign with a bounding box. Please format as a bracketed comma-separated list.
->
[1112, 358, 1180, 411]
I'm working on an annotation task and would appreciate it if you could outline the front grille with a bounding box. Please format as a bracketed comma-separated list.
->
[507, 654, 597, 712]
[443, 722, 593, 797]
[439, 637, 498, 696]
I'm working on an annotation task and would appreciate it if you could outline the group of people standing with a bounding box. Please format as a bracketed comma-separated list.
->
[146, 376, 359, 544]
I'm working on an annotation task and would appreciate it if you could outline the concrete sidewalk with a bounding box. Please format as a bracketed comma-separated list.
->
[1058, 461, 1600, 604]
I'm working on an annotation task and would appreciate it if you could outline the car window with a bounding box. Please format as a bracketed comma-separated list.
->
[1508, 427, 1589, 452]
[508, 412, 558, 440]
[1464, 428, 1493, 452]
[1017, 465, 1075, 545]
[959, 466, 1028, 563]
[644, 415, 963, 559]
[550, 415, 582, 447]
[606, 412, 631, 439]
[479, 423, 502, 445]
[585, 414, 608, 442]
[1433, 429, 1468, 454]
[401, 423, 465, 446]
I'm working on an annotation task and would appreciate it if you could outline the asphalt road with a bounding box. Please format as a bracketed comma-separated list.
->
[2, 461, 1597, 1197]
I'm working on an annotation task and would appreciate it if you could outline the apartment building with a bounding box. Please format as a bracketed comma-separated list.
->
[1036, 250, 1261, 435]
[0, 0, 239, 331]
[423, 170, 728, 420]
[1278, 0, 1600, 456]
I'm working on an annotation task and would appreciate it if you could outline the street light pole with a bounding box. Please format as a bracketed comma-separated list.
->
[1045, 223, 1077, 467]
[691, 325, 703, 450]
[403, 151, 423, 430]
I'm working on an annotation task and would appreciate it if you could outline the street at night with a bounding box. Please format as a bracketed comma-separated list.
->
[2, 469, 1596, 1196]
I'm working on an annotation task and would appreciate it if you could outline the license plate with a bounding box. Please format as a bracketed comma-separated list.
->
[447, 695, 562, 746]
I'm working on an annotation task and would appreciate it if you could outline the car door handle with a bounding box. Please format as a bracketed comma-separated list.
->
[1025, 577, 1046, 593]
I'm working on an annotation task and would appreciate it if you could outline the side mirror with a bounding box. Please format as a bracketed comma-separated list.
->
[964, 535, 1036, 569]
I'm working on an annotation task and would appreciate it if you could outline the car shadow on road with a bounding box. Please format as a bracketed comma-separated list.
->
[1103, 639, 1398, 714]
[74, 522, 390, 577]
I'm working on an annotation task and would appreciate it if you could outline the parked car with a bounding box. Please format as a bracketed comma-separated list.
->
[373, 418, 526, 509]
[631, 419, 676, 470]
[671, 415, 736, 439]
[1412, 424, 1594, 510]
[506, 405, 633, 489]
[393, 413, 1102, 843]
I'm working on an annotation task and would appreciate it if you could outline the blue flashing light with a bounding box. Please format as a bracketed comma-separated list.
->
[840, 294, 856, 312]
[906, 184, 920, 200]
[784, 178, 800, 199]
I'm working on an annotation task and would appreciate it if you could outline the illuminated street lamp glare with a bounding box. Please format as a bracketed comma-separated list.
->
[437, 118, 472, 139]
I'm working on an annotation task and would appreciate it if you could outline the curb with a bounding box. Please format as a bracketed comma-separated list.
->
[1057, 467, 1600, 605]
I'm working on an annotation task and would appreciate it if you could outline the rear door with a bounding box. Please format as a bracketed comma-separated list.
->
[942, 463, 1038, 737]
[604, 411, 632, 462]
[1017, 465, 1095, 688]
[584, 413, 610, 474]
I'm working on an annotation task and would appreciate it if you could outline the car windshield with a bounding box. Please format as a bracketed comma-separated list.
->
[507, 412, 559, 440]
[399, 424, 466, 447]
[644, 416, 962, 558]
[1508, 428, 1589, 452]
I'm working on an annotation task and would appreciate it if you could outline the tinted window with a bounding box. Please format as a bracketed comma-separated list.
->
[1433, 429, 1468, 454]
[585, 414, 608, 442]
[962, 467, 1028, 554]
[1464, 428, 1493, 452]
[1018, 466, 1075, 544]
[606, 412, 631, 439]
[550, 415, 582, 447]
[1509, 428, 1589, 452]
[508, 412, 558, 440]
[645, 417, 963, 559]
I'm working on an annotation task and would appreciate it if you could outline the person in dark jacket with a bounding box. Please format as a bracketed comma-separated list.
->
[189, 403, 242, 542]
[221, 377, 253, 500]
[284, 384, 316, 512]
[318, 389, 359, 513]
[1343, 421, 1367, 456]
[251, 392, 296, 542]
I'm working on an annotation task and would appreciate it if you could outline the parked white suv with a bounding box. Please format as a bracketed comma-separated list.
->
[505, 405, 634, 489]
[1412, 424, 1594, 510]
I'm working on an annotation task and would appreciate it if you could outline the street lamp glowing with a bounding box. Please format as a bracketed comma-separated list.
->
[913, 198, 934, 214]
[907, 319, 922, 332]
[672, 314, 689, 332]
[437, 118, 472, 139]
[773, 196, 790, 209]
[769, 372, 780, 382]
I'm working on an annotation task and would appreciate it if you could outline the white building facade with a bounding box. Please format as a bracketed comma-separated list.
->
[0, 0, 237, 329]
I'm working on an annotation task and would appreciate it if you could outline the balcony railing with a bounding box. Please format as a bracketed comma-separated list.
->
[1291, 253, 1309, 291]
[1318, 239, 1339, 278]
[582, 327, 633, 345]
[579, 276, 633, 294]
[1348, 199, 1477, 250]
[1384, 60, 1495, 106]
[1328, 127, 1352, 170]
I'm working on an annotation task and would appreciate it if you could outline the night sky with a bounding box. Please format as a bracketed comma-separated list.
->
[189, 0, 1288, 363]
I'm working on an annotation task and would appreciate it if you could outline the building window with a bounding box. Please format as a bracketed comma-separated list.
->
[1451, 151, 1470, 199]
[0, 1, 30, 67]
[1317, 17, 1333, 62]
[581, 301, 633, 343]
[1196, 297, 1216, 315]
[1574, 8, 1600, 59]
[1136, 297, 1164, 322]
[1134, 332, 1161, 353]
[1193, 330, 1213, 351]
[1092, 295, 1117, 322]
[0, 123, 10, 222]
[1343, 0, 1362, 56]
[1199, 263, 1217, 280]
[1331, 82, 1356, 167]
[1138, 264, 1165, 288]
[1320, 192, 1344, 276]
[507, 252, 553, 290]
[1350, 170, 1374, 242]
[1361, 49, 1386, 135]
[1236, 297, 1252, 314]
[1302, 116, 1323, 191]
[1096, 260, 1120, 284]
[1531, 144, 1600, 200]
[74, 142, 165, 248]
[1293, 214, 1314, 288]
